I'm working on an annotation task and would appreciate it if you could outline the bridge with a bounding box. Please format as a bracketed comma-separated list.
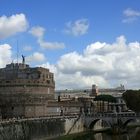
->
[83, 112, 140, 130]
[0, 112, 140, 137]
[2, 112, 138, 131]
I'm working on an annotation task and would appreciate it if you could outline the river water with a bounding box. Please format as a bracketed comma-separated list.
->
[52, 127, 140, 140]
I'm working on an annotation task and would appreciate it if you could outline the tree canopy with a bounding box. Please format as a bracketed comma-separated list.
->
[94, 94, 116, 103]
[123, 90, 140, 112]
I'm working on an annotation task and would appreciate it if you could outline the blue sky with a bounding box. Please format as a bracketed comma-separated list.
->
[0, 0, 140, 89]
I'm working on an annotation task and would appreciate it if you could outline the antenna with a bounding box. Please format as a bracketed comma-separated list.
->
[17, 40, 19, 64]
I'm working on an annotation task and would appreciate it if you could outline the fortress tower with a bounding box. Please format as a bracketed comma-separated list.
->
[0, 60, 55, 118]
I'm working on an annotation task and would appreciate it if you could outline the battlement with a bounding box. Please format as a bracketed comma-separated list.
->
[5, 63, 29, 70]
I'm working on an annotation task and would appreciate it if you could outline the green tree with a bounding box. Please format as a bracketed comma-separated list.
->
[94, 94, 116, 102]
[123, 90, 140, 112]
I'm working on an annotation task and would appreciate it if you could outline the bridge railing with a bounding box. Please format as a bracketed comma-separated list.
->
[86, 111, 138, 118]
[0, 113, 80, 124]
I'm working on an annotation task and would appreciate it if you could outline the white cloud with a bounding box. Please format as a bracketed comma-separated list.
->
[29, 26, 45, 38]
[0, 44, 12, 67]
[29, 26, 65, 49]
[123, 8, 140, 17]
[0, 13, 28, 39]
[64, 19, 89, 36]
[26, 52, 46, 63]
[122, 17, 137, 23]
[38, 39, 65, 49]
[41, 35, 140, 89]
[123, 8, 140, 23]
[23, 45, 32, 51]
[55, 72, 109, 90]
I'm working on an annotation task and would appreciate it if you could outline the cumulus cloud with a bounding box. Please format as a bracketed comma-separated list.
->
[0, 44, 12, 67]
[64, 19, 89, 36]
[0, 13, 28, 39]
[23, 45, 32, 51]
[38, 39, 65, 49]
[55, 72, 109, 90]
[123, 8, 140, 17]
[29, 26, 65, 49]
[26, 52, 46, 63]
[41, 35, 140, 89]
[123, 8, 140, 23]
[29, 26, 45, 38]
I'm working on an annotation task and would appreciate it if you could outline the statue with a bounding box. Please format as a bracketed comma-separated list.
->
[22, 55, 25, 64]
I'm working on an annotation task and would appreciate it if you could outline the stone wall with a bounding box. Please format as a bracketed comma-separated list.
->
[25, 105, 47, 118]
[0, 116, 84, 140]
[0, 86, 54, 96]
[0, 104, 49, 118]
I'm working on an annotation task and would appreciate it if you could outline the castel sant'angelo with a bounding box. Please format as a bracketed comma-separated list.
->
[0, 56, 55, 118]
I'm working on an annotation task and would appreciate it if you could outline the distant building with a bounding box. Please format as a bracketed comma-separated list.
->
[98, 84, 127, 113]
[55, 84, 98, 100]
[0, 62, 55, 118]
[55, 84, 127, 113]
[55, 84, 125, 100]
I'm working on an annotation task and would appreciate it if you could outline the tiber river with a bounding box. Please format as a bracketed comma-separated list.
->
[51, 127, 140, 140]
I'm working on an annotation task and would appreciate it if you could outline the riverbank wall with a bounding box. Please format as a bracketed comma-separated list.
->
[0, 115, 85, 140]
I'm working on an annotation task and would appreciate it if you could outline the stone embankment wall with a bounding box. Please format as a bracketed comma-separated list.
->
[0, 116, 84, 140]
